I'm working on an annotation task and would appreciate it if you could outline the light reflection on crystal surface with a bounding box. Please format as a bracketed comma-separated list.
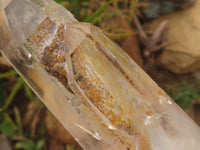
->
[75, 123, 102, 141]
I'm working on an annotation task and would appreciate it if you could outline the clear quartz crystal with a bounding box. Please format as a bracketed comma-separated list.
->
[0, 0, 200, 150]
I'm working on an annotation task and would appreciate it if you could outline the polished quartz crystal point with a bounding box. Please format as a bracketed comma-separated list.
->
[5, 0, 46, 41]
[1, 0, 200, 150]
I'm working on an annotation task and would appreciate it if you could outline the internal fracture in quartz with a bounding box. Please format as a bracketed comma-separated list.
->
[1, 0, 200, 150]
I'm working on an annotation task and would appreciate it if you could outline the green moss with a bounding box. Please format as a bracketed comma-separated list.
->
[164, 81, 200, 109]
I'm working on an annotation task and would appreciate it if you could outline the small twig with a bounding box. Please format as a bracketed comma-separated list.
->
[145, 21, 168, 51]
[152, 40, 168, 52]
[133, 14, 169, 58]
[133, 14, 148, 45]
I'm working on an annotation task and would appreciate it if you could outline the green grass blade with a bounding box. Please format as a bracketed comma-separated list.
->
[4, 113, 18, 130]
[0, 79, 22, 111]
[14, 107, 23, 136]
[23, 82, 35, 102]
[66, 145, 78, 150]
[84, 1, 112, 23]
[0, 70, 17, 79]
[36, 138, 45, 150]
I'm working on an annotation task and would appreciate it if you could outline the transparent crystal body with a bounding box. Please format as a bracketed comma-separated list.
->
[0, 0, 200, 150]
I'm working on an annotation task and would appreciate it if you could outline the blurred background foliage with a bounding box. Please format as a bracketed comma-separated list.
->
[55, 0, 139, 24]
[165, 82, 200, 109]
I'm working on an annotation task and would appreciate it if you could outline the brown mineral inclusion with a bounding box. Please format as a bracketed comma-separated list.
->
[26, 17, 152, 150]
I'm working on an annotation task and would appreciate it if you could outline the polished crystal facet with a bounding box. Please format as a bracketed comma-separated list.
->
[0, 0, 200, 149]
